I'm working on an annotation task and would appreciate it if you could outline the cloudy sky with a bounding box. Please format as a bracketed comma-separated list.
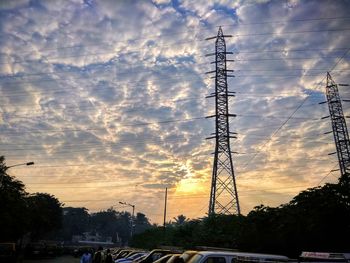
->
[1, 0, 350, 224]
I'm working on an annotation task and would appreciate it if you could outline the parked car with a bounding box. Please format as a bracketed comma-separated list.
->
[138, 249, 175, 263]
[116, 252, 147, 263]
[133, 254, 148, 263]
[153, 254, 178, 263]
[162, 254, 183, 263]
[185, 251, 290, 263]
[114, 249, 135, 260]
[179, 251, 198, 263]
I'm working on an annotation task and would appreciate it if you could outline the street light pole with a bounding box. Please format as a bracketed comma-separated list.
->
[6, 162, 35, 169]
[119, 201, 135, 238]
[1, 161, 35, 187]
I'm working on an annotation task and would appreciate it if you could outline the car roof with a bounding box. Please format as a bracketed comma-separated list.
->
[193, 251, 289, 259]
[151, 249, 173, 253]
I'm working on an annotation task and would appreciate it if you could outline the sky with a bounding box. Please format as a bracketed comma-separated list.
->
[1, 0, 350, 224]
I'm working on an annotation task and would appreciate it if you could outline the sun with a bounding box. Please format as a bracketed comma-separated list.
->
[175, 164, 208, 194]
[176, 178, 197, 193]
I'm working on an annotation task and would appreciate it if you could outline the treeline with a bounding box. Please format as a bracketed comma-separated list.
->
[131, 181, 350, 258]
[57, 207, 152, 244]
[0, 155, 152, 244]
[0, 156, 62, 242]
[2, 153, 350, 257]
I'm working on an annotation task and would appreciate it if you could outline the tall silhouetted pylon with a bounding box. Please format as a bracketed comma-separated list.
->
[325, 72, 350, 185]
[205, 27, 240, 215]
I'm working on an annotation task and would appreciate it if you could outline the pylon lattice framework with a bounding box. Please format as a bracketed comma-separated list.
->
[325, 72, 350, 184]
[206, 27, 240, 215]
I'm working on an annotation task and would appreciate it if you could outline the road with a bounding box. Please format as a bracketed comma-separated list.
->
[23, 255, 80, 263]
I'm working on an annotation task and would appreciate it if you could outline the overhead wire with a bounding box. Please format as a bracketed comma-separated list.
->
[1, 15, 349, 58]
[0, 13, 348, 212]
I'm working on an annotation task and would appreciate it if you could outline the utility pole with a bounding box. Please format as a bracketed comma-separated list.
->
[163, 187, 167, 229]
[205, 26, 240, 215]
[321, 72, 350, 185]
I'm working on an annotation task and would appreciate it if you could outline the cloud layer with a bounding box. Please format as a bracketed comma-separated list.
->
[1, 0, 349, 223]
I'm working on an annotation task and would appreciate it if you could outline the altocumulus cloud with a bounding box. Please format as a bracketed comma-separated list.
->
[0, 0, 349, 223]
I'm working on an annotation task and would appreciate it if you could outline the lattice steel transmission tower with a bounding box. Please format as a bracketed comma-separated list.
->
[206, 27, 240, 215]
[324, 72, 350, 184]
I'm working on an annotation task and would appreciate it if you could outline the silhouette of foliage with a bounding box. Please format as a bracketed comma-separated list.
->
[131, 181, 350, 257]
[0, 156, 63, 242]
[58, 207, 90, 240]
[26, 193, 63, 240]
[0, 156, 28, 242]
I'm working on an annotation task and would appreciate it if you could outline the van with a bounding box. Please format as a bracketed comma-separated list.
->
[185, 251, 290, 263]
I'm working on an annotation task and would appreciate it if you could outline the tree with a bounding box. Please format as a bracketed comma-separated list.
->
[1, 156, 65, 242]
[58, 207, 90, 241]
[172, 214, 189, 225]
[285, 183, 350, 253]
[134, 212, 151, 234]
[114, 211, 132, 243]
[240, 183, 350, 257]
[0, 156, 28, 242]
[26, 193, 63, 240]
[90, 208, 132, 244]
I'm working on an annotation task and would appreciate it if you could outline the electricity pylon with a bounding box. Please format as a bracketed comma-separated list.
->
[323, 72, 350, 184]
[206, 27, 240, 215]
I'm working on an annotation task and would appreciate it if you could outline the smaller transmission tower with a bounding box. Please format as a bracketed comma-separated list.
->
[206, 27, 240, 215]
[324, 72, 350, 184]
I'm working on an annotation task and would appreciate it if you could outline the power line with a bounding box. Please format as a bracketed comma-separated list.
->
[233, 27, 350, 37]
[22, 167, 334, 185]
[1, 110, 325, 136]
[0, 116, 206, 135]
[238, 44, 350, 172]
[235, 47, 349, 54]
[221, 16, 350, 27]
[59, 183, 320, 203]
[2, 16, 349, 58]
[3, 67, 348, 82]
[234, 56, 342, 62]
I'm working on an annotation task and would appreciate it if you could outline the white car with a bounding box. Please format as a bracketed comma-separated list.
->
[185, 251, 290, 263]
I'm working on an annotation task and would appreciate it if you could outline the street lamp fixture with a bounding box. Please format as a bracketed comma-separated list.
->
[1, 161, 35, 187]
[6, 162, 35, 169]
[119, 201, 135, 238]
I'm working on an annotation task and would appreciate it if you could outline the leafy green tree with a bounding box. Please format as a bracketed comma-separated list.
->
[197, 214, 243, 248]
[1, 156, 64, 242]
[115, 211, 132, 243]
[131, 181, 350, 257]
[90, 208, 132, 244]
[26, 193, 63, 240]
[0, 156, 28, 242]
[285, 183, 350, 253]
[134, 212, 151, 234]
[172, 214, 189, 226]
[240, 183, 350, 257]
[130, 226, 165, 249]
[56, 207, 90, 241]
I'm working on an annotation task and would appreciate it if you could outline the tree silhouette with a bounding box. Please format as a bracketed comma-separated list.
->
[0, 156, 28, 241]
[172, 214, 188, 225]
